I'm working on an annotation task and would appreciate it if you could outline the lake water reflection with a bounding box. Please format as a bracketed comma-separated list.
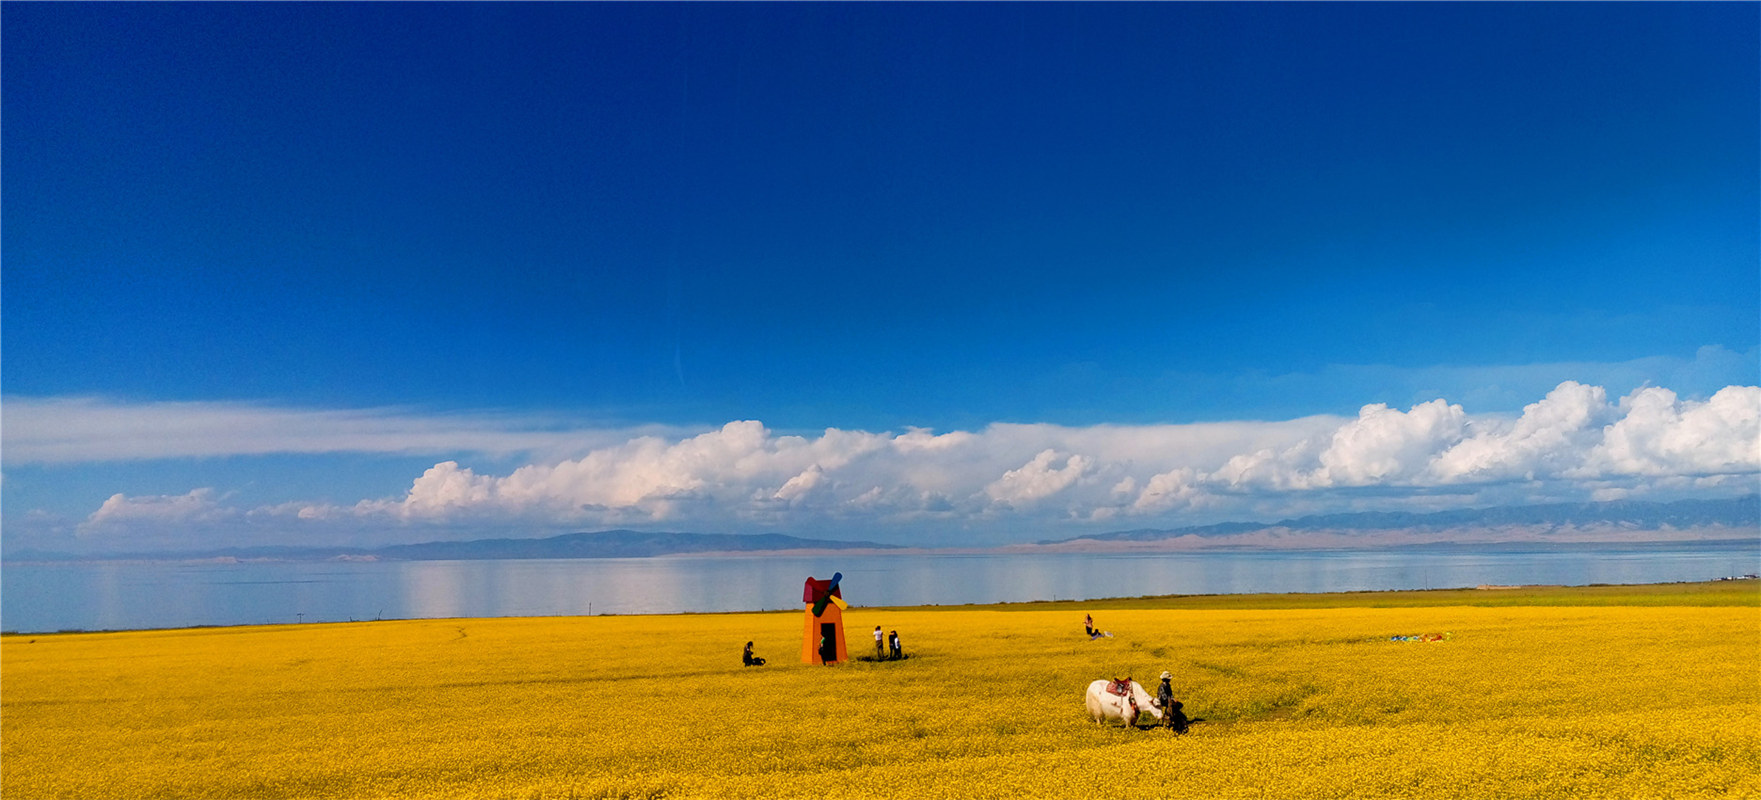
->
[3, 541, 1755, 633]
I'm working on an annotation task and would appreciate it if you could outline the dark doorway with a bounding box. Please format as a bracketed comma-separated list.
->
[819, 623, 837, 663]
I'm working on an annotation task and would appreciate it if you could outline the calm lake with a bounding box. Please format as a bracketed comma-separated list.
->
[4, 541, 1756, 633]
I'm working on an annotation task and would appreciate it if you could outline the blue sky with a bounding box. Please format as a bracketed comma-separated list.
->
[4, 3, 1757, 552]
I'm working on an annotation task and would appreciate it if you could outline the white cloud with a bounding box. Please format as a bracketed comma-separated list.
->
[1131, 467, 1207, 514]
[79, 488, 234, 537]
[1224, 344, 1758, 416]
[338, 381, 1755, 530]
[1581, 385, 1761, 477]
[47, 382, 1761, 544]
[984, 450, 1095, 508]
[13, 345, 1755, 467]
[399, 461, 497, 516]
[772, 464, 829, 505]
[1430, 381, 1610, 483]
[0, 396, 684, 464]
[1315, 399, 1469, 487]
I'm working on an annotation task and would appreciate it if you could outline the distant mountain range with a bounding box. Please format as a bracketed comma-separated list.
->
[10, 496, 1754, 563]
[6, 530, 902, 563]
[1040, 495, 1761, 545]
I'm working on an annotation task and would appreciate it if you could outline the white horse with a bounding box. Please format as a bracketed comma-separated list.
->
[1085, 678, 1163, 728]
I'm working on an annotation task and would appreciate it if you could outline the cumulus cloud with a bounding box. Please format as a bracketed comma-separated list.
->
[333, 421, 957, 524]
[1189, 344, 1759, 418]
[79, 488, 235, 536]
[1165, 382, 1758, 503]
[1316, 399, 1469, 487]
[59, 382, 1761, 543]
[770, 464, 830, 506]
[984, 450, 1095, 508]
[1430, 381, 1611, 483]
[1582, 385, 1761, 477]
[320, 381, 1756, 529]
[1131, 468, 1208, 515]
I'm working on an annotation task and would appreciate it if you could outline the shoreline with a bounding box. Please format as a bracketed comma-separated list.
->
[4, 577, 1753, 638]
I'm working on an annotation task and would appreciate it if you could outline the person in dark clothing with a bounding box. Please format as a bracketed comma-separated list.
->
[743, 641, 765, 666]
[888, 630, 902, 660]
[1157, 671, 1187, 732]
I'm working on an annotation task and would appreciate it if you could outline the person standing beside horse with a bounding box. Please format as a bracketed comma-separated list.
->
[1157, 671, 1188, 732]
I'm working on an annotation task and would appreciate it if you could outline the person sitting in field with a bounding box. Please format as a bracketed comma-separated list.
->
[1084, 613, 1095, 638]
[743, 641, 765, 667]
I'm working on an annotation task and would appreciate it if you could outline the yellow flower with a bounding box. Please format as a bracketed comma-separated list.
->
[3, 583, 1756, 798]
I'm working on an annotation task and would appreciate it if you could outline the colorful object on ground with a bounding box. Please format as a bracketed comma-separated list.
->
[801, 573, 849, 665]
[1390, 632, 1453, 642]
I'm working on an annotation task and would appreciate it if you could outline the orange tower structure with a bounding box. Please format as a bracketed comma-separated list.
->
[800, 573, 848, 665]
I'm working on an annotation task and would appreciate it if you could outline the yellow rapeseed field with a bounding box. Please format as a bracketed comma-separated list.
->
[4, 582, 1757, 799]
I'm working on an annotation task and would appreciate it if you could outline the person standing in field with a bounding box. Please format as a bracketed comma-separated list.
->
[873, 625, 885, 660]
[889, 629, 902, 660]
[1157, 671, 1187, 731]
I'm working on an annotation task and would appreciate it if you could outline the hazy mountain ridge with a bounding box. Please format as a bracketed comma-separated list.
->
[373, 531, 901, 560]
[1044, 495, 1761, 545]
[10, 497, 1754, 563]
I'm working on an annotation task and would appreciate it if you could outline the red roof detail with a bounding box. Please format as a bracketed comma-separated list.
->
[802, 578, 843, 603]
